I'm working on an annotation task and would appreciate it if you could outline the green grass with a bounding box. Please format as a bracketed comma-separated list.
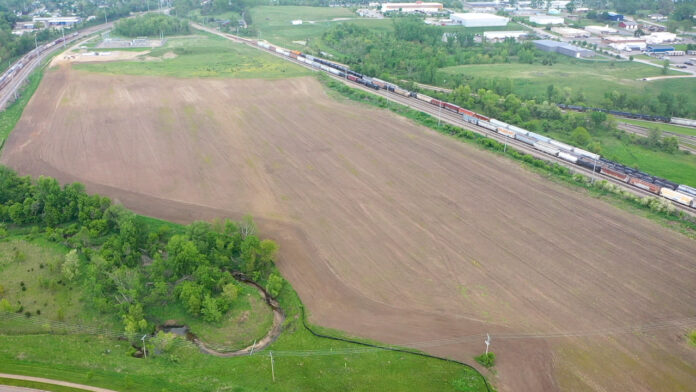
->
[147, 284, 274, 350]
[440, 60, 695, 106]
[0, 67, 45, 151]
[73, 33, 312, 79]
[251, 6, 393, 50]
[0, 251, 485, 391]
[0, 237, 121, 335]
[619, 117, 696, 137]
[0, 377, 89, 392]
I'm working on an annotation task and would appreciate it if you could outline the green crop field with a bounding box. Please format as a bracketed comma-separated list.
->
[440, 61, 696, 106]
[619, 118, 696, 137]
[74, 33, 312, 79]
[250, 6, 393, 50]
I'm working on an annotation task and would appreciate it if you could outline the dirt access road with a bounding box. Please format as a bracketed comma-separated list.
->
[2, 66, 696, 391]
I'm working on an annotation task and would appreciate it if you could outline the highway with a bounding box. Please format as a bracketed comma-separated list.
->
[0, 22, 118, 110]
[193, 23, 696, 216]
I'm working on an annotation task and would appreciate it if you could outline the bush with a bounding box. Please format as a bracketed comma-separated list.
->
[474, 352, 496, 368]
[688, 330, 696, 347]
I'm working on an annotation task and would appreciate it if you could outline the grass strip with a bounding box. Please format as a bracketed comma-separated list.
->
[0, 376, 92, 392]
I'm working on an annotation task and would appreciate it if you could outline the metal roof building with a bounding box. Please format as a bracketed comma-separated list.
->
[529, 15, 564, 25]
[381, 2, 443, 14]
[646, 45, 675, 53]
[451, 13, 509, 27]
[533, 40, 595, 58]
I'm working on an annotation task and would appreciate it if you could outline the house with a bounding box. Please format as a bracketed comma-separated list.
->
[619, 20, 637, 30]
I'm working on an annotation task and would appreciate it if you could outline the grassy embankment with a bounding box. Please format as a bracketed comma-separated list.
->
[74, 33, 313, 79]
[0, 69, 44, 151]
[317, 74, 696, 237]
[619, 117, 696, 137]
[0, 228, 487, 392]
[0, 377, 89, 392]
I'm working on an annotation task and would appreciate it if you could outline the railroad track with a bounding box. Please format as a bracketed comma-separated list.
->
[145, 24, 696, 217]
[0, 23, 114, 110]
[617, 122, 696, 154]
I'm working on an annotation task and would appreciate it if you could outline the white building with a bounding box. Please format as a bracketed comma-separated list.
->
[529, 15, 564, 25]
[483, 30, 528, 42]
[609, 42, 646, 51]
[645, 32, 679, 44]
[32, 16, 81, 27]
[381, 2, 443, 14]
[451, 13, 509, 27]
[551, 27, 590, 38]
[585, 25, 617, 35]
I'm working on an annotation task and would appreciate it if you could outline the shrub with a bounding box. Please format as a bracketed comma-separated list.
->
[266, 273, 285, 298]
[688, 330, 696, 347]
[474, 352, 496, 368]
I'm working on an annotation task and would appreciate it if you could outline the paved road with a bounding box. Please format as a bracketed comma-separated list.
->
[0, 374, 116, 392]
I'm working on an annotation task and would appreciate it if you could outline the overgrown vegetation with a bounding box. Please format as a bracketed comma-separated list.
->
[474, 352, 496, 369]
[688, 330, 696, 347]
[0, 165, 283, 344]
[319, 75, 696, 237]
[113, 13, 190, 37]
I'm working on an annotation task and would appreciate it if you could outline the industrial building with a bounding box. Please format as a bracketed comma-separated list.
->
[619, 20, 637, 30]
[606, 12, 623, 21]
[32, 16, 81, 27]
[483, 30, 528, 42]
[646, 45, 675, 53]
[645, 32, 678, 44]
[585, 25, 617, 35]
[381, 2, 443, 14]
[529, 15, 564, 25]
[533, 39, 595, 58]
[450, 13, 509, 27]
[551, 27, 590, 38]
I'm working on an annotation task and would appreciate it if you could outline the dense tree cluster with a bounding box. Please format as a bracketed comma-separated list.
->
[0, 166, 282, 339]
[114, 14, 190, 37]
[319, 19, 553, 84]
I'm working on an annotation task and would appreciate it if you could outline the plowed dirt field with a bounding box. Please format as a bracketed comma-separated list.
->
[2, 66, 695, 391]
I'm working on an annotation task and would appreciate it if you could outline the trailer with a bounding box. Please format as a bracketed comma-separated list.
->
[660, 188, 694, 206]
[533, 141, 560, 157]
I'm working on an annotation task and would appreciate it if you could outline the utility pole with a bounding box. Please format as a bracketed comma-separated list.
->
[141, 335, 147, 358]
[104, 10, 108, 25]
[484, 333, 491, 355]
[34, 34, 38, 50]
[270, 351, 275, 382]
[61, 27, 65, 47]
[249, 340, 257, 355]
[591, 157, 598, 183]
[438, 101, 442, 126]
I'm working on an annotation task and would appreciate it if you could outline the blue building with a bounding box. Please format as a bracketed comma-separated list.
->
[646, 45, 675, 53]
[606, 12, 624, 21]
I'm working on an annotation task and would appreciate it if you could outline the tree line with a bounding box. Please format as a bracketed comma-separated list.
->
[113, 14, 190, 37]
[0, 165, 283, 341]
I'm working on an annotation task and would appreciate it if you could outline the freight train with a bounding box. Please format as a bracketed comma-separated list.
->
[252, 39, 696, 209]
[0, 32, 80, 92]
[558, 103, 696, 128]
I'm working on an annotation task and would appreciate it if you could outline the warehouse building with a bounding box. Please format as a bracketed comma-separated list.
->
[646, 45, 675, 53]
[451, 13, 509, 27]
[645, 32, 678, 44]
[606, 12, 624, 21]
[533, 39, 595, 58]
[529, 15, 564, 25]
[32, 16, 81, 27]
[585, 25, 617, 35]
[619, 20, 637, 30]
[551, 27, 590, 38]
[483, 30, 528, 42]
[381, 2, 443, 14]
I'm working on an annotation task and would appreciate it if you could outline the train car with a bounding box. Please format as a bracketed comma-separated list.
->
[393, 86, 411, 97]
[291, 50, 301, 56]
[654, 178, 678, 190]
[431, 98, 442, 107]
[442, 102, 460, 113]
[677, 184, 696, 197]
[489, 118, 508, 129]
[526, 131, 551, 143]
[371, 78, 387, 89]
[577, 156, 602, 172]
[459, 108, 475, 117]
[601, 167, 630, 182]
[533, 141, 560, 157]
[474, 113, 490, 122]
[515, 134, 537, 146]
[319, 64, 331, 72]
[327, 67, 342, 76]
[628, 177, 661, 194]
[415, 93, 433, 104]
[347, 74, 358, 82]
[463, 115, 478, 125]
[477, 120, 497, 132]
[660, 188, 694, 206]
[548, 139, 573, 152]
[671, 117, 696, 127]
[508, 124, 529, 136]
[497, 127, 515, 138]
[558, 151, 578, 164]
[571, 147, 600, 161]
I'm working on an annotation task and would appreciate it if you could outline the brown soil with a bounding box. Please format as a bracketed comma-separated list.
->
[2, 67, 696, 391]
